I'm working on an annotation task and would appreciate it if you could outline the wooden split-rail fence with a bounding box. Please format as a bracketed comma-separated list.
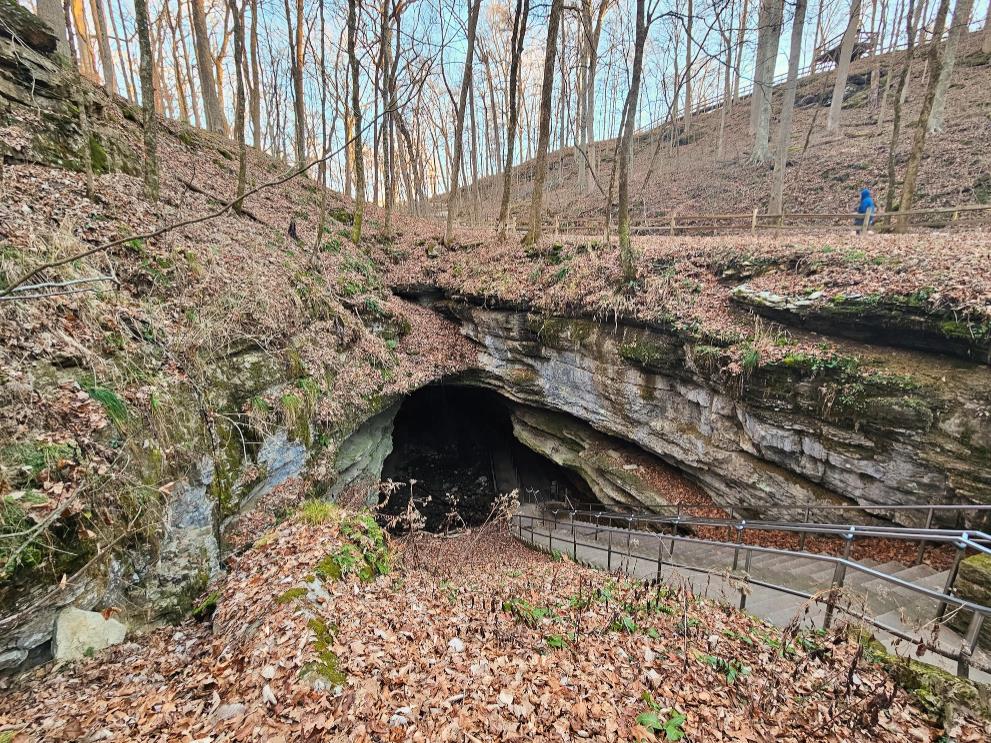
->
[441, 203, 991, 238]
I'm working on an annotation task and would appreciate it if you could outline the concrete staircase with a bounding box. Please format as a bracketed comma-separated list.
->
[516, 506, 991, 681]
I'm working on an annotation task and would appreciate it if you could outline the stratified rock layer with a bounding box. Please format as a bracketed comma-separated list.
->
[449, 304, 991, 527]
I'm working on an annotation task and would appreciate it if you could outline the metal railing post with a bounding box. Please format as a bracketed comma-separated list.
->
[799, 507, 811, 551]
[732, 521, 746, 572]
[937, 536, 968, 622]
[740, 548, 753, 611]
[549, 513, 555, 554]
[571, 511, 577, 560]
[627, 515, 634, 563]
[824, 528, 854, 630]
[607, 534, 613, 573]
[916, 507, 935, 565]
[656, 536, 664, 582]
[957, 612, 984, 679]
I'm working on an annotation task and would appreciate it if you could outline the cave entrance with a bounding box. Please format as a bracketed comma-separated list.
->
[379, 385, 595, 532]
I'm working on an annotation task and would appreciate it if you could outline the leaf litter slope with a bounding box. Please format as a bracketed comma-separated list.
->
[2, 506, 986, 741]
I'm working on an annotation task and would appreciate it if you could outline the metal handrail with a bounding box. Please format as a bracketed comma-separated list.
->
[559, 507, 991, 555]
[512, 510, 990, 678]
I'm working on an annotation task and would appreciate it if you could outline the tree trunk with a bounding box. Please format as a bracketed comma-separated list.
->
[497, 0, 530, 239]
[70, 0, 97, 78]
[984, 3, 991, 54]
[228, 0, 246, 212]
[732, 0, 750, 102]
[896, 0, 951, 231]
[827, 0, 863, 132]
[286, 0, 306, 165]
[190, 0, 226, 133]
[88, 0, 115, 94]
[249, 0, 261, 146]
[683, 0, 693, 134]
[751, 0, 783, 163]
[348, 0, 365, 243]
[886, 0, 917, 212]
[523, 0, 564, 247]
[382, 0, 396, 232]
[444, 0, 482, 244]
[134, 0, 158, 201]
[179, 0, 202, 127]
[769, 0, 807, 215]
[927, 0, 973, 132]
[37, 0, 70, 56]
[618, 0, 651, 281]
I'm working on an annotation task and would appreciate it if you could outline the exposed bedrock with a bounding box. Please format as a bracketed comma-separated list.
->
[509, 405, 679, 512]
[445, 304, 991, 528]
[732, 285, 991, 365]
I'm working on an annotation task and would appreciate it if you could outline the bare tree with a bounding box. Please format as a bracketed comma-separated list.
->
[750, 0, 783, 163]
[770, 0, 807, 214]
[895, 0, 951, 231]
[444, 0, 482, 244]
[571, 0, 612, 194]
[90, 0, 116, 94]
[496, 0, 530, 239]
[134, 0, 158, 201]
[70, 0, 97, 77]
[248, 0, 261, 145]
[618, 0, 664, 280]
[885, 0, 917, 213]
[928, 0, 974, 132]
[190, 0, 227, 133]
[523, 0, 564, 247]
[826, 0, 863, 132]
[284, 0, 306, 165]
[229, 0, 247, 211]
[348, 0, 365, 243]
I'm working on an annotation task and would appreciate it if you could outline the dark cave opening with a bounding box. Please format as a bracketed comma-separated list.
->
[378, 385, 596, 532]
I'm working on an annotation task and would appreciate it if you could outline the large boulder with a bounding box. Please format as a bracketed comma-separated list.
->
[52, 607, 126, 661]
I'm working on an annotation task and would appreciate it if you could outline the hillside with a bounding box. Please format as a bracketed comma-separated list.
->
[450, 30, 991, 226]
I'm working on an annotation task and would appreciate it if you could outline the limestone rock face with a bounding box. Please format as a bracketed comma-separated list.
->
[450, 305, 991, 527]
[330, 403, 400, 503]
[52, 607, 126, 661]
[509, 405, 678, 511]
[148, 458, 221, 621]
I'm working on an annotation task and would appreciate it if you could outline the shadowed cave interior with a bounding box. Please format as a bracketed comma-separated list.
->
[378, 385, 598, 531]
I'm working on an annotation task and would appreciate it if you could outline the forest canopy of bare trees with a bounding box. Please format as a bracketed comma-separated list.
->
[16, 0, 991, 235]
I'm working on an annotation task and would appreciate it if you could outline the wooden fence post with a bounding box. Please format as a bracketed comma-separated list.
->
[751, 208, 759, 234]
[669, 215, 675, 236]
[859, 206, 873, 235]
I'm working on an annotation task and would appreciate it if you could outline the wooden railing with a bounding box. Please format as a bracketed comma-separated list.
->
[442, 203, 991, 237]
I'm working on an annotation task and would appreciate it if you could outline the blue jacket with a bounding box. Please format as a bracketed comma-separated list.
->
[856, 188, 876, 225]
[857, 189, 875, 213]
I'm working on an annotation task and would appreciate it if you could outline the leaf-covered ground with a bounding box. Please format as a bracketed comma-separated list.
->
[2, 503, 985, 742]
[387, 225, 991, 368]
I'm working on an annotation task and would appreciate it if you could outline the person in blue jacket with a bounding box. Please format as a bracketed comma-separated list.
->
[855, 187, 876, 227]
